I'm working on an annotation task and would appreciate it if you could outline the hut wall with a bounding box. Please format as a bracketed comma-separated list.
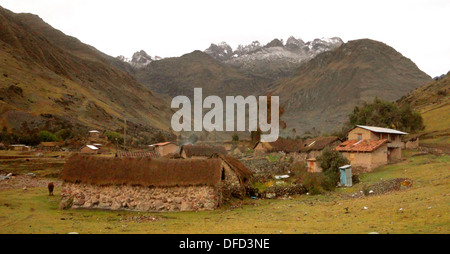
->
[60, 182, 222, 212]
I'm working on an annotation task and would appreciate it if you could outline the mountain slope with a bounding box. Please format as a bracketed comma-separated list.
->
[0, 6, 173, 141]
[271, 39, 432, 135]
[134, 50, 272, 98]
[399, 72, 450, 150]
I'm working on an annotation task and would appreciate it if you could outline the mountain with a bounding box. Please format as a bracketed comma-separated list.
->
[398, 72, 450, 151]
[117, 50, 162, 69]
[133, 50, 272, 98]
[205, 37, 343, 80]
[270, 39, 432, 135]
[0, 6, 174, 142]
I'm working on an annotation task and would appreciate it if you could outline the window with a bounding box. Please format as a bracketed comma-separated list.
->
[357, 134, 362, 141]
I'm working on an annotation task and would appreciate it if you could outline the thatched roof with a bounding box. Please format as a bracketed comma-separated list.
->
[117, 150, 160, 158]
[181, 144, 227, 157]
[254, 138, 304, 153]
[41, 142, 62, 147]
[211, 154, 253, 183]
[300, 136, 341, 152]
[61, 155, 223, 187]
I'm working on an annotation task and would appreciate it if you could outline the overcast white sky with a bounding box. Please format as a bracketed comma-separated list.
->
[0, 0, 449, 77]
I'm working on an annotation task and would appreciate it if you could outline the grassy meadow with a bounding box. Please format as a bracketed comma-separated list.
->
[0, 150, 448, 234]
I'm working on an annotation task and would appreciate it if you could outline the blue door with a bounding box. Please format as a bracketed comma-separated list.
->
[340, 169, 346, 186]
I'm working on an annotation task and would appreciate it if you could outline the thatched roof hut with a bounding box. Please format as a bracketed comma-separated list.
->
[211, 154, 253, 184]
[253, 138, 304, 153]
[61, 155, 223, 188]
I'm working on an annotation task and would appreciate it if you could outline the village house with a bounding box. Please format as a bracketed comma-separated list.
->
[149, 142, 179, 157]
[180, 144, 227, 159]
[253, 138, 303, 155]
[88, 130, 101, 139]
[80, 145, 100, 154]
[10, 144, 31, 151]
[336, 139, 388, 172]
[347, 125, 407, 160]
[40, 141, 63, 151]
[59, 154, 252, 212]
[336, 125, 408, 172]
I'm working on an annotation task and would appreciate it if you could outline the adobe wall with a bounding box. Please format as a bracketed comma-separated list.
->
[60, 182, 222, 212]
[348, 127, 378, 141]
[341, 144, 388, 172]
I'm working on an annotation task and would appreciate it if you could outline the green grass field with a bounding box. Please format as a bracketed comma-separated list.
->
[0, 150, 448, 234]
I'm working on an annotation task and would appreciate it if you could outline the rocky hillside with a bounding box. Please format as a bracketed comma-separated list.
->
[0, 6, 174, 141]
[270, 39, 432, 135]
[205, 37, 343, 80]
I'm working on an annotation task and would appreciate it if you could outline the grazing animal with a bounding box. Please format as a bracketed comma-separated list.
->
[48, 182, 54, 196]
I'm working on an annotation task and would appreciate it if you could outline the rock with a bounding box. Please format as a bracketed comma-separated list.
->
[265, 192, 276, 199]
[26, 173, 36, 178]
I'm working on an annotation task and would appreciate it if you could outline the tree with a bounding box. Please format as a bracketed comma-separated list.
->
[317, 147, 350, 190]
[349, 98, 424, 133]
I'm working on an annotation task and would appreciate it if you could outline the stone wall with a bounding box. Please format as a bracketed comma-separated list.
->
[60, 182, 222, 212]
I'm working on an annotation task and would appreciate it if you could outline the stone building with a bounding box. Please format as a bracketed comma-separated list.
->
[59, 154, 252, 212]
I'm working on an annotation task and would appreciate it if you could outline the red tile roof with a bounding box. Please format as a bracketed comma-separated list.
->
[335, 139, 388, 152]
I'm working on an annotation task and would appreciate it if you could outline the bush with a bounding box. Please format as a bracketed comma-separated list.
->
[317, 147, 350, 191]
[105, 132, 123, 144]
[38, 130, 59, 142]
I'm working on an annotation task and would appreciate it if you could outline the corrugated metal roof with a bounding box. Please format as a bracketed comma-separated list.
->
[152, 142, 172, 146]
[356, 125, 408, 135]
[86, 145, 99, 150]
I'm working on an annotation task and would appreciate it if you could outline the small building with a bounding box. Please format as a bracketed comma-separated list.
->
[180, 144, 227, 159]
[348, 125, 407, 160]
[339, 165, 352, 187]
[336, 139, 388, 172]
[307, 158, 322, 173]
[297, 136, 342, 162]
[149, 142, 179, 157]
[253, 138, 303, 155]
[88, 130, 101, 139]
[10, 144, 31, 151]
[40, 141, 63, 151]
[80, 145, 99, 154]
[59, 154, 253, 212]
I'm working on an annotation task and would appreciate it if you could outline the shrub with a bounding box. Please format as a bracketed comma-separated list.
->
[38, 130, 59, 142]
[105, 132, 123, 144]
[232, 133, 239, 142]
[317, 147, 350, 191]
